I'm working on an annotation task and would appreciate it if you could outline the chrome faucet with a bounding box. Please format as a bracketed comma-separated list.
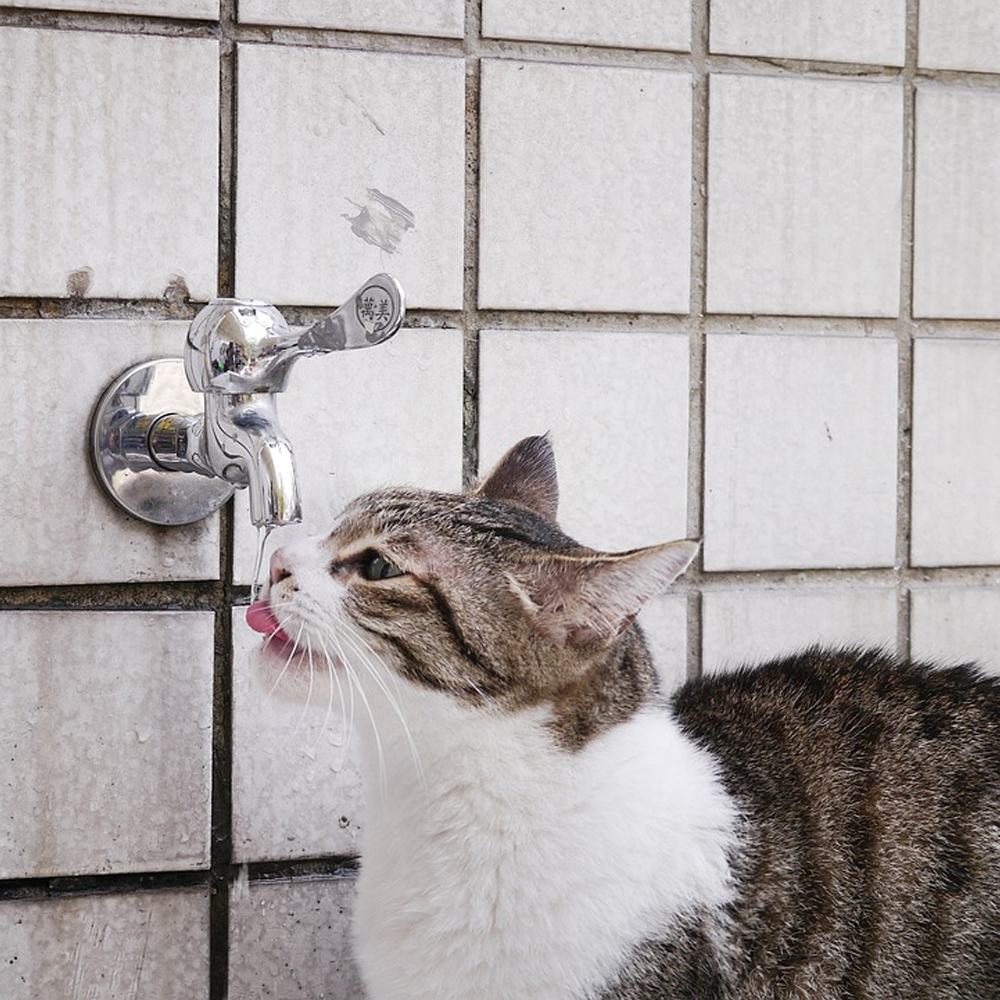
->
[91, 274, 405, 528]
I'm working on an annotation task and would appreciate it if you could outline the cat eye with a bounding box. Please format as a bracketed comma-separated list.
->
[361, 551, 405, 581]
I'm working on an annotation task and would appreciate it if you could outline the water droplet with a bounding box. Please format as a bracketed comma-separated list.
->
[135, 726, 153, 744]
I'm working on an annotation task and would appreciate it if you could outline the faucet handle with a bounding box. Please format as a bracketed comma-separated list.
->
[297, 273, 405, 355]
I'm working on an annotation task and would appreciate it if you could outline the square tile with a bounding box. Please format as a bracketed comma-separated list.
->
[0, 889, 209, 1000]
[0, 320, 220, 586]
[710, 0, 905, 65]
[913, 86, 1000, 319]
[706, 74, 903, 317]
[0, 611, 214, 879]
[236, 45, 465, 309]
[240, 0, 462, 37]
[233, 328, 464, 585]
[919, 0, 1000, 72]
[910, 588, 1000, 675]
[640, 596, 689, 694]
[911, 338, 1000, 566]
[232, 609, 365, 862]
[0, 28, 218, 299]
[703, 334, 898, 571]
[478, 61, 692, 313]
[6, 0, 217, 14]
[229, 876, 364, 997]
[482, 0, 690, 51]
[479, 330, 690, 551]
[703, 588, 898, 674]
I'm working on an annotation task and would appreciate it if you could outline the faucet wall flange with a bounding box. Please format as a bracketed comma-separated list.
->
[90, 357, 236, 526]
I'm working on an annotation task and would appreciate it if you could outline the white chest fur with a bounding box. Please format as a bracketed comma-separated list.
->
[351, 684, 738, 1000]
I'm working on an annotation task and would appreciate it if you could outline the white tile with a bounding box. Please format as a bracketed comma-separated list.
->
[703, 588, 898, 674]
[0, 889, 210, 1000]
[229, 877, 364, 998]
[0, 611, 214, 879]
[639, 596, 689, 695]
[240, 0, 463, 37]
[913, 86, 1000, 319]
[710, 0, 905, 65]
[482, 0, 689, 51]
[478, 61, 692, 313]
[6, 0, 217, 15]
[479, 330, 690, 551]
[919, 0, 1000, 72]
[236, 45, 465, 310]
[233, 328, 463, 585]
[0, 320, 220, 586]
[911, 339, 1000, 566]
[232, 608, 366, 863]
[703, 334, 898, 571]
[0, 28, 218, 300]
[911, 588, 1000, 676]
[706, 74, 903, 317]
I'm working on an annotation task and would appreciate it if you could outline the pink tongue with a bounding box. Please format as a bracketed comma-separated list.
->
[247, 601, 289, 642]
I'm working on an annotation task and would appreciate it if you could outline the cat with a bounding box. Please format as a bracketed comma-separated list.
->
[247, 435, 1000, 1000]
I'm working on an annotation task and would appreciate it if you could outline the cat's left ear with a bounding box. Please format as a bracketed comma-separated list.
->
[518, 539, 699, 646]
[474, 435, 559, 521]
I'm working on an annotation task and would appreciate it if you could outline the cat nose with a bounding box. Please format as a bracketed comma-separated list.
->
[269, 549, 292, 585]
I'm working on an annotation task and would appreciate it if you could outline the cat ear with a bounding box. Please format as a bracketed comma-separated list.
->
[474, 435, 559, 521]
[517, 539, 699, 646]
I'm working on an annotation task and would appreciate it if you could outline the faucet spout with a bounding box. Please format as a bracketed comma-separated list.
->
[204, 393, 302, 528]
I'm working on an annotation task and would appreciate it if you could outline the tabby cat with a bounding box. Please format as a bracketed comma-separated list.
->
[247, 435, 1000, 1000]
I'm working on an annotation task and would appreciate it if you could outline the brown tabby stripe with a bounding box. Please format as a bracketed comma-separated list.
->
[365, 627, 490, 701]
[418, 579, 509, 690]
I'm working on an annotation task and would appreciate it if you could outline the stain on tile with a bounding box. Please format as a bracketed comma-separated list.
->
[336, 85, 386, 136]
[66, 267, 93, 298]
[342, 189, 415, 254]
[164, 274, 191, 304]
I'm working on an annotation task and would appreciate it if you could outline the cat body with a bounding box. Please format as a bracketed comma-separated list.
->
[248, 436, 1000, 999]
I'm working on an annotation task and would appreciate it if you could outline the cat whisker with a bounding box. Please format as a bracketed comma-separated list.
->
[324, 628, 357, 758]
[467, 680, 490, 703]
[314, 631, 349, 766]
[264, 619, 308, 701]
[343, 656, 388, 796]
[293, 639, 318, 737]
[328, 619, 425, 789]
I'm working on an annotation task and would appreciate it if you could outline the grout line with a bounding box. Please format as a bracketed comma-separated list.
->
[218, 10, 238, 299]
[895, 0, 920, 661]
[0, 857, 359, 903]
[209, 499, 236, 1000]
[685, 589, 703, 682]
[461, 0, 483, 488]
[6, 6, 1000, 90]
[686, 0, 710, 680]
[243, 856, 361, 882]
[7, 562, 1000, 613]
[209, 6, 238, 998]
[8, 6, 1000, 88]
[209, 588, 234, 1000]
[6, 297, 1000, 339]
[0, 870, 211, 903]
[0, 580, 225, 609]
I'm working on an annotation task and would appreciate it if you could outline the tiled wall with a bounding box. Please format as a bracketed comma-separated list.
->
[2, 1, 1000, 996]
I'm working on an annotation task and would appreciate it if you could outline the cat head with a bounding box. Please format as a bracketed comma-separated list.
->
[248, 436, 697, 732]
